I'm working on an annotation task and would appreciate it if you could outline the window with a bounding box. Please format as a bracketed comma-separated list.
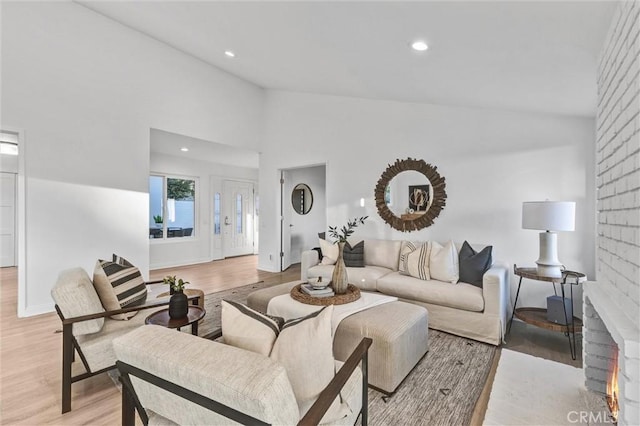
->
[236, 194, 243, 234]
[149, 175, 196, 239]
[213, 193, 221, 235]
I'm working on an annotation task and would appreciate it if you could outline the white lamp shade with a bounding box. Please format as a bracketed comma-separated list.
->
[522, 201, 575, 231]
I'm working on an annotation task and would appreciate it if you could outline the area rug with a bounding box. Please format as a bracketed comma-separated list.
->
[112, 281, 497, 425]
[198, 281, 497, 426]
[484, 350, 611, 426]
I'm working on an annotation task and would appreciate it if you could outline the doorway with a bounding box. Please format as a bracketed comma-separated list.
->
[0, 172, 16, 267]
[0, 130, 20, 268]
[280, 165, 326, 271]
[222, 180, 256, 258]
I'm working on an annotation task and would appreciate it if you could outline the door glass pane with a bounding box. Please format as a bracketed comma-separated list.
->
[236, 194, 243, 234]
[149, 176, 164, 239]
[214, 193, 221, 235]
[167, 178, 195, 238]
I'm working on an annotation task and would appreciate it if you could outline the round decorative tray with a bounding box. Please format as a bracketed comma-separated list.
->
[290, 283, 361, 306]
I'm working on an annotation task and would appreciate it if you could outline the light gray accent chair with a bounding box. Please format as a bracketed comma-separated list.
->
[50, 267, 190, 413]
[114, 325, 372, 426]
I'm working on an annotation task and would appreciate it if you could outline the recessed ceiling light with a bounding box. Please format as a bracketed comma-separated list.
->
[410, 40, 429, 52]
[180, 147, 189, 152]
[224, 50, 236, 58]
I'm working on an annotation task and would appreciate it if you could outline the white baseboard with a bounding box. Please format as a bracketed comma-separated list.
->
[20, 302, 55, 318]
[257, 261, 279, 273]
[150, 257, 212, 271]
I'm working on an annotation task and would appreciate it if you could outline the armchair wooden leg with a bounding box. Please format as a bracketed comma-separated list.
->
[121, 378, 136, 426]
[361, 350, 368, 426]
[62, 323, 73, 414]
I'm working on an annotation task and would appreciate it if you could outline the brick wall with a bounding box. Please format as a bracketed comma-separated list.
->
[596, 0, 640, 325]
[591, 2, 640, 424]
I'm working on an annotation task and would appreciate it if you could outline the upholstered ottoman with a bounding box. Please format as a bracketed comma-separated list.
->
[247, 282, 429, 394]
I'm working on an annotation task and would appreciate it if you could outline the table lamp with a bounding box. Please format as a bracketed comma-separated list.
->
[522, 201, 575, 278]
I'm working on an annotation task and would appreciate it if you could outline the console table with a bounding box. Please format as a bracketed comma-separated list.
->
[507, 265, 586, 360]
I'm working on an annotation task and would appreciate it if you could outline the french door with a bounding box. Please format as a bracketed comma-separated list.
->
[222, 180, 255, 257]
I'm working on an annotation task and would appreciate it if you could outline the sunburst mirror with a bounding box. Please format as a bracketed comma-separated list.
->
[374, 158, 447, 232]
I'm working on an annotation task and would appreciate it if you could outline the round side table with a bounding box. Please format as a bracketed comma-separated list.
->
[145, 306, 206, 336]
[507, 265, 586, 360]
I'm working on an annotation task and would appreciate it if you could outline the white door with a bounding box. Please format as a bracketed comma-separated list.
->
[222, 180, 255, 258]
[280, 171, 292, 271]
[0, 172, 16, 267]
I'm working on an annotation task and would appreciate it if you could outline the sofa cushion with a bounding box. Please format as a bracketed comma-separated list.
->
[319, 238, 339, 265]
[458, 241, 493, 288]
[377, 272, 484, 312]
[77, 308, 152, 371]
[93, 260, 148, 320]
[343, 240, 364, 267]
[429, 241, 459, 284]
[307, 264, 391, 291]
[399, 241, 431, 280]
[51, 267, 105, 336]
[270, 306, 349, 423]
[364, 239, 402, 271]
[221, 300, 284, 356]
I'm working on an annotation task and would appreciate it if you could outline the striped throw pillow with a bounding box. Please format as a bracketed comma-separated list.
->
[399, 241, 432, 280]
[221, 300, 284, 356]
[112, 253, 134, 267]
[93, 260, 148, 320]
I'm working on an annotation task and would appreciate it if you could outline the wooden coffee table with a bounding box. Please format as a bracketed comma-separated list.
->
[145, 306, 206, 336]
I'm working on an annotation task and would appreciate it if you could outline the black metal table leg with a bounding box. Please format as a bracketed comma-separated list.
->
[560, 282, 577, 360]
[507, 276, 523, 336]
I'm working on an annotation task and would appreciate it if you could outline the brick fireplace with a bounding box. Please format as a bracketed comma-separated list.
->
[584, 284, 639, 425]
[591, 1, 640, 425]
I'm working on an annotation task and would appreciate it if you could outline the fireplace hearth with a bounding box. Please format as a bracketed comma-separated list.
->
[583, 283, 639, 426]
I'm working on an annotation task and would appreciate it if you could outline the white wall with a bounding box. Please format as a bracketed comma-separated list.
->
[149, 152, 258, 269]
[1, 2, 265, 316]
[260, 90, 596, 315]
[287, 165, 326, 264]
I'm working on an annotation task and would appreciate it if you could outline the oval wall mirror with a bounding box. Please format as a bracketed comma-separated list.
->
[374, 158, 447, 232]
[291, 183, 314, 215]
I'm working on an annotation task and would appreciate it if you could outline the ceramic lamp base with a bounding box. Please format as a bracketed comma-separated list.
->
[536, 231, 563, 278]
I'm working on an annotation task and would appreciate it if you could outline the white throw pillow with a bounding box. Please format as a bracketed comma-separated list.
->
[429, 241, 459, 284]
[270, 306, 349, 423]
[399, 241, 431, 280]
[319, 238, 339, 265]
[222, 303, 350, 423]
[221, 300, 283, 356]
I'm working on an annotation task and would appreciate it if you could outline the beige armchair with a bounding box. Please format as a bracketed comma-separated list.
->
[50, 268, 198, 413]
[114, 325, 372, 426]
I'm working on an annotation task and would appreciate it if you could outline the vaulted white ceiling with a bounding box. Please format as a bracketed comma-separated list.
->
[80, 1, 616, 117]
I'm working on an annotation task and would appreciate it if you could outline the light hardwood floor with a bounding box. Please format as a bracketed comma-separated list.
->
[0, 256, 299, 425]
[0, 257, 580, 425]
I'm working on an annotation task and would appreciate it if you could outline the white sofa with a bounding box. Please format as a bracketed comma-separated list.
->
[301, 239, 509, 345]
